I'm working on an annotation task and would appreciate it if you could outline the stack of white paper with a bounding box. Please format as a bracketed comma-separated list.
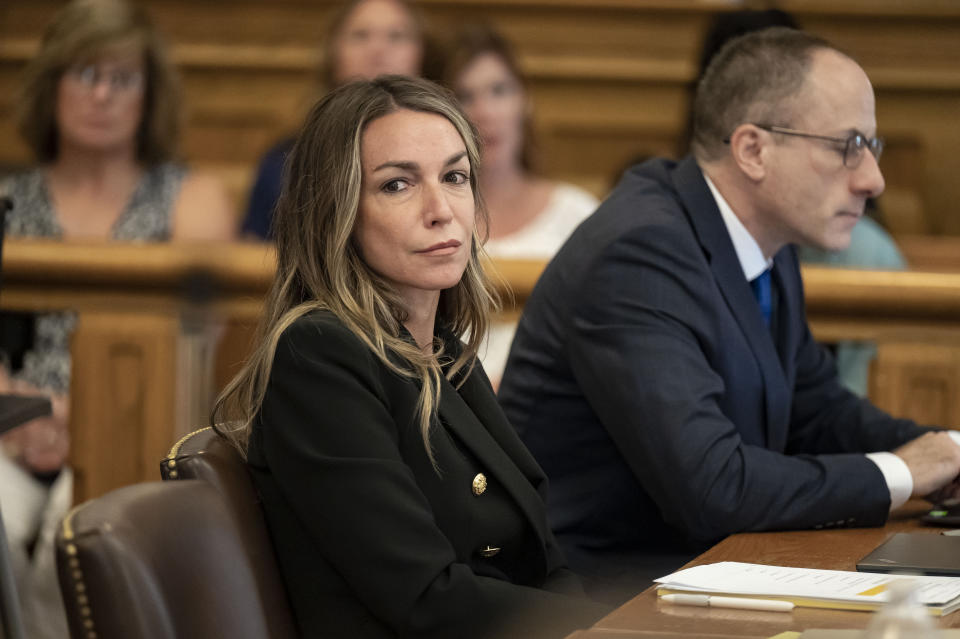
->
[655, 562, 960, 615]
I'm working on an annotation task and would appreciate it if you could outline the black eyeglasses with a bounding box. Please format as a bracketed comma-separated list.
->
[753, 124, 884, 169]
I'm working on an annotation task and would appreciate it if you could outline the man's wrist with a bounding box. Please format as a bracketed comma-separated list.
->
[866, 451, 913, 511]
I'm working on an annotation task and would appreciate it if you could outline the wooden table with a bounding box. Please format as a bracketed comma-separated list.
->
[583, 502, 957, 637]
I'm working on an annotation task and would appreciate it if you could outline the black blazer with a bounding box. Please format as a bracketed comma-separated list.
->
[499, 157, 930, 597]
[246, 311, 609, 638]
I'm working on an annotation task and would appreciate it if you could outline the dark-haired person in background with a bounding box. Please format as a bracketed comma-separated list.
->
[241, 0, 430, 239]
[444, 24, 597, 385]
[499, 28, 960, 604]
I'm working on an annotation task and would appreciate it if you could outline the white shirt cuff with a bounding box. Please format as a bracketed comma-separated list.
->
[866, 451, 913, 511]
[950, 431, 960, 448]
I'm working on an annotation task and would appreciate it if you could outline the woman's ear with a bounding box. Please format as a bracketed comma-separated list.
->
[728, 124, 768, 182]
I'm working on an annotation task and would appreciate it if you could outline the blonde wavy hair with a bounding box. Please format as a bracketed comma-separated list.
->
[213, 76, 498, 464]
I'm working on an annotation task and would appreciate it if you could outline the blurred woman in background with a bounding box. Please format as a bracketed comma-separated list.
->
[242, 0, 431, 239]
[215, 75, 609, 638]
[0, 1, 233, 635]
[445, 25, 598, 383]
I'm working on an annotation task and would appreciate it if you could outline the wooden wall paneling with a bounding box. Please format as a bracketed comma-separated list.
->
[0, 58, 31, 171]
[898, 235, 960, 271]
[802, 266, 960, 430]
[179, 65, 317, 209]
[875, 91, 960, 235]
[777, 0, 960, 16]
[870, 135, 927, 235]
[870, 340, 960, 427]
[69, 311, 180, 501]
[531, 81, 690, 196]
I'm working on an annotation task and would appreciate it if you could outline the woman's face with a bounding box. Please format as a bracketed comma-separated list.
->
[56, 49, 145, 156]
[454, 52, 526, 171]
[354, 108, 475, 310]
[333, 0, 423, 85]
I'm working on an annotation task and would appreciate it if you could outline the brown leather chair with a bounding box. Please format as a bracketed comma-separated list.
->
[160, 427, 297, 638]
[55, 480, 280, 639]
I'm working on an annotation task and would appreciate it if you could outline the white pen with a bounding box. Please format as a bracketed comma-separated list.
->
[660, 593, 795, 612]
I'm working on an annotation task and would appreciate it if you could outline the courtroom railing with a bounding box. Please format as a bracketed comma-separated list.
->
[4, 240, 960, 499]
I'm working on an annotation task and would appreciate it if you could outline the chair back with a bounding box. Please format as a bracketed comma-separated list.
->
[161, 427, 297, 637]
[56, 481, 274, 639]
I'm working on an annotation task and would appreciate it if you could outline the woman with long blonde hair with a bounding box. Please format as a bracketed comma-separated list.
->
[214, 75, 608, 638]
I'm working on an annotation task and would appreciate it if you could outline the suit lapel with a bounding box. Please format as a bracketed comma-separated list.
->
[435, 363, 551, 571]
[454, 365, 550, 492]
[672, 158, 791, 448]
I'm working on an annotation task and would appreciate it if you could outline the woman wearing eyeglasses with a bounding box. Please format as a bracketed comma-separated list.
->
[0, 1, 233, 635]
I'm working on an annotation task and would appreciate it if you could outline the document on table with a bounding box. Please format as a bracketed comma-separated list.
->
[655, 562, 960, 615]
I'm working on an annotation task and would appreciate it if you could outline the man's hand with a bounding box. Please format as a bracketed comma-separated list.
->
[894, 431, 960, 499]
[0, 378, 69, 474]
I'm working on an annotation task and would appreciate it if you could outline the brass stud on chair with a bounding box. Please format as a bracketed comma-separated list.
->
[62, 508, 97, 639]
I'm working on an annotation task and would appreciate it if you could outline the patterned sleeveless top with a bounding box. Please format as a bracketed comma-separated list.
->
[0, 164, 186, 394]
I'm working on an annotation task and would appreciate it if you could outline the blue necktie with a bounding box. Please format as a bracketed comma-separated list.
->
[750, 269, 773, 327]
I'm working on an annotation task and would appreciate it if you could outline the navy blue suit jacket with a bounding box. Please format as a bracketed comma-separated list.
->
[499, 157, 928, 601]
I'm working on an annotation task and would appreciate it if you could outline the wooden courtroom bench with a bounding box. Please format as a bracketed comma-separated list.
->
[3, 240, 960, 501]
[899, 235, 960, 272]
[1, 0, 959, 236]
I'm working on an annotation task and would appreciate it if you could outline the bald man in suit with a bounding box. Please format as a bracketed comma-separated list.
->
[499, 28, 960, 604]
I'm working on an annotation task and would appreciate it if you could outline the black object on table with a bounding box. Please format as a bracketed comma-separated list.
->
[923, 502, 960, 527]
[857, 531, 960, 577]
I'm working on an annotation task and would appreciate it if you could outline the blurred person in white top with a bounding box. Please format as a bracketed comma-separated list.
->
[445, 25, 597, 384]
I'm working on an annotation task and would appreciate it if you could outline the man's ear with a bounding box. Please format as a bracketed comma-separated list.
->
[728, 124, 768, 182]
